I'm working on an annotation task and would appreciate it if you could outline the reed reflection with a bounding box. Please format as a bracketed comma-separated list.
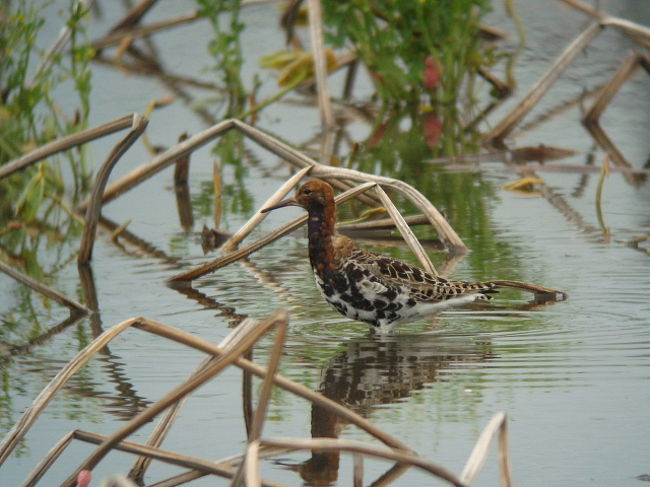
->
[296, 333, 496, 486]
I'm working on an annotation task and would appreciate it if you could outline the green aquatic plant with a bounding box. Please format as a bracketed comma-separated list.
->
[323, 0, 496, 107]
[196, 0, 247, 118]
[0, 0, 93, 286]
[0, 0, 94, 226]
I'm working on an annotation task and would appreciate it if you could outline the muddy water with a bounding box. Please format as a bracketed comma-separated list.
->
[2, 1, 649, 486]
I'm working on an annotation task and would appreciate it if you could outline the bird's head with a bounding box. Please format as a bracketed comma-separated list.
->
[261, 180, 334, 213]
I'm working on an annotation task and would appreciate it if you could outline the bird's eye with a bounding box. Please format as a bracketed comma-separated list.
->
[302, 188, 312, 195]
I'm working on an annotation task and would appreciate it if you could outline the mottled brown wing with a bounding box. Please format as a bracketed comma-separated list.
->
[348, 246, 496, 302]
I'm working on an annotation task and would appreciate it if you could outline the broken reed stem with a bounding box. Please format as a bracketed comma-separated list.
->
[60, 311, 288, 487]
[128, 318, 268, 482]
[173, 133, 194, 230]
[0, 114, 134, 179]
[460, 412, 512, 487]
[307, 0, 334, 129]
[173, 133, 190, 184]
[134, 316, 411, 451]
[0, 261, 89, 316]
[78, 114, 149, 265]
[76, 118, 237, 211]
[23, 430, 286, 487]
[485, 21, 602, 142]
[373, 185, 437, 276]
[3, 312, 409, 483]
[220, 166, 313, 251]
[167, 182, 377, 283]
[259, 438, 465, 487]
[231, 319, 288, 487]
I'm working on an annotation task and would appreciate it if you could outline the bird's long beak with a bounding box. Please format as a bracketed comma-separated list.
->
[260, 198, 300, 213]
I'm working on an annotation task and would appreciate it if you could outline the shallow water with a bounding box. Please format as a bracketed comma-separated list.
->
[2, 1, 650, 486]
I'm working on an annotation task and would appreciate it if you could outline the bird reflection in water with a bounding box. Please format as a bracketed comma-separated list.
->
[280, 332, 496, 486]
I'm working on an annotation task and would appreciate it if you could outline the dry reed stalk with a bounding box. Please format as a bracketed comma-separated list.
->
[318, 127, 337, 166]
[338, 214, 430, 231]
[231, 315, 289, 487]
[0, 261, 89, 316]
[353, 453, 363, 487]
[368, 463, 411, 487]
[307, 0, 334, 129]
[214, 159, 223, 229]
[342, 59, 359, 99]
[60, 312, 288, 487]
[583, 52, 643, 126]
[76, 118, 236, 210]
[459, 412, 512, 487]
[173, 133, 194, 230]
[583, 122, 639, 187]
[133, 315, 411, 450]
[0, 114, 134, 179]
[167, 182, 377, 282]
[22, 430, 286, 487]
[248, 319, 288, 441]
[485, 21, 602, 142]
[4, 312, 416, 486]
[561, 0, 650, 47]
[170, 165, 464, 281]
[582, 52, 648, 186]
[91, 12, 201, 50]
[21, 431, 76, 487]
[514, 84, 601, 136]
[244, 441, 262, 487]
[220, 166, 313, 251]
[229, 122, 378, 206]
[0, 318, 140, 465]
[1, 314, 277, 468]
[310, 165, 467, 251]
[128, 317, 268, 482]
[109, 0, 160, 32]
[173, 133, 191, 185]
[78, 114, 149, 265]
[75, 118, 380, 213]
[374, 184, 437, 276]
[259, 438, 466, 487]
